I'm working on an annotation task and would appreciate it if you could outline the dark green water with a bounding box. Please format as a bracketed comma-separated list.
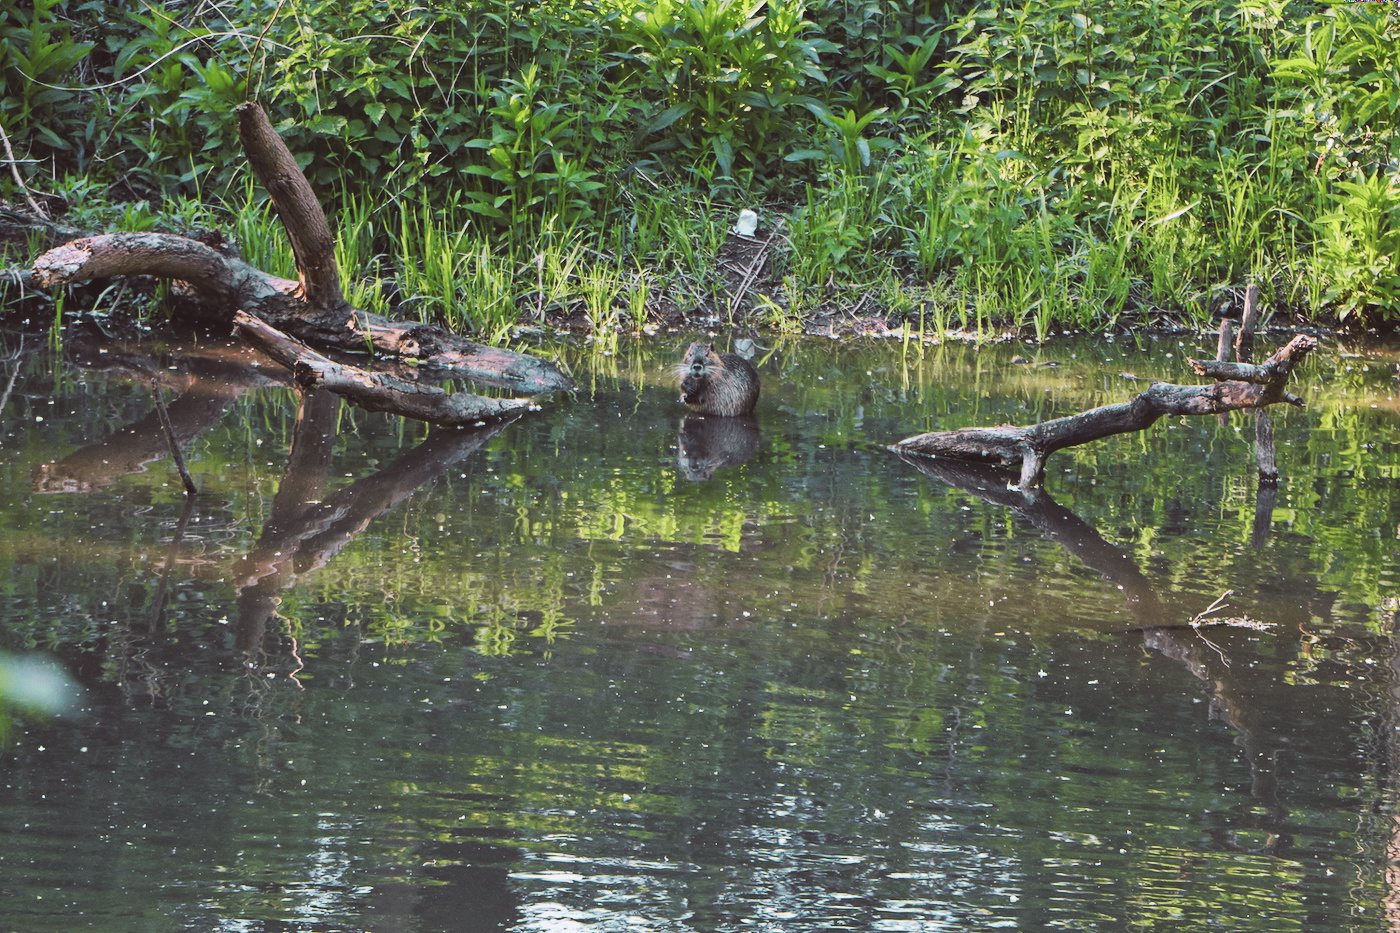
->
[1, 328, 1399, 932]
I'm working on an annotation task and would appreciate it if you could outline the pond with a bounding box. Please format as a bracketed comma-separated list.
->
[1, 326, 1399, 932]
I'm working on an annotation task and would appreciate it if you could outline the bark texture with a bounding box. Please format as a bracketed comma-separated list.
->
[234, 311, 536, 426]
[893, 334, 1317, 488]
[236, 102, 347, 319]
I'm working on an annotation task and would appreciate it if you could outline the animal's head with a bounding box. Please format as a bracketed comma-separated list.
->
[676, 343, 724, 393]
[677, 342, 719, 378]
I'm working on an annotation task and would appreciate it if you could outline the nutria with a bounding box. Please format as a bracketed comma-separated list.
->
[675, 342, 760, 416]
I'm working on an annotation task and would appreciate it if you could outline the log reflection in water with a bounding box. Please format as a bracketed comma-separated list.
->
[30, 336, 288, 493]
[233, 390, 524, 654]
[32, 380, 240, 492]
[896, 451, 1293, 855]
[895, 453, 1163, 627]
[66, 333, 293, 390]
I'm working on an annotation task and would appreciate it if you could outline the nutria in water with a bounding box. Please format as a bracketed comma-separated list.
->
[675, 342, 760, 416]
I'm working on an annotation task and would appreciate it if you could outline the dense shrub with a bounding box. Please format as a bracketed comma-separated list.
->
[2, 0, 1399, 328]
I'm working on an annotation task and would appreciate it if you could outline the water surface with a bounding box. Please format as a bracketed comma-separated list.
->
[1, 329, 1399, 932]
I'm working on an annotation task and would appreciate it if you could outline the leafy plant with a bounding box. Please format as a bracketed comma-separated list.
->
[788, 103, 894, 173]
[623, 0, 831, 181]
[0, 0, 94, 165]
[462, 64, 604, 231]
[1315, 171, 1400, 323]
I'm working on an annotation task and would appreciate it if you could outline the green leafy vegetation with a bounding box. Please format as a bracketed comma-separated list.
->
[2, 0, 1399, 333]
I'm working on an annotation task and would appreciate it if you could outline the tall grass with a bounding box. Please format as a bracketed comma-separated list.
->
[8, 0, 1400, 338]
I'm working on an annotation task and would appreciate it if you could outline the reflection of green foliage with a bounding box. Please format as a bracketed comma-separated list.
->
[1, 336, 1398, 673]
[4, 338, 1400, 927]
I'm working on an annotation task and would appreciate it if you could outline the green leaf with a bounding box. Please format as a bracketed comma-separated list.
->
[644, 102, 695, 134]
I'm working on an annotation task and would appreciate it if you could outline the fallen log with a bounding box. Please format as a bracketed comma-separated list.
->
[27, 101, 573, 398]
[29, 231, 569, 394]
[233, 311, 535, 426]
[892, 333, 1317, 489]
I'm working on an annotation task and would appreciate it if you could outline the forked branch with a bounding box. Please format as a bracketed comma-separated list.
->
[892, 334, 1317, 489]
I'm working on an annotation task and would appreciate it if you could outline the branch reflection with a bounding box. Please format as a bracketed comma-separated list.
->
[896, 451, 1292, 856]
[231, 390, 524, 657]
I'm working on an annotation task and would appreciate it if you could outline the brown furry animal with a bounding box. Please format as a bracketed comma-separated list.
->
[675, 342, 760, 416]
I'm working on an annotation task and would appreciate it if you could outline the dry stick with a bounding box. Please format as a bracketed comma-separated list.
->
[1235, 283, 1261, 365]
[0, 119, 48, 219]
[1216, 318, 1236, 364]
[151, 381, 199, 495]
[1215, 318, 1235, 427]
[1190, 590, 1234, 626]
[727, 228, 780, 319]
[1189, 590, 1241, 669]
[1236, 284, 1279, 482]
[0, 335, 23, 416]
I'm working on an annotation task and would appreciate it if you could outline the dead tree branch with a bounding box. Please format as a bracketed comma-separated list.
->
[892, 334, 1317, 489]
[0, 118, 48, 219]
[233, 311, 536, 426]
[27, 101, 573, 401]
[235, 102, 346, 320]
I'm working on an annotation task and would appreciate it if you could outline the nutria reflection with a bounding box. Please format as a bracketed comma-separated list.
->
[677, 414, 759, 481]
[675, 342, 760, 416]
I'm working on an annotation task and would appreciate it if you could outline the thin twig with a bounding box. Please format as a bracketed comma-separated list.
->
[1190, 590, 1233, 626]
[0, 119, 48, 218]
[151, 381, 199, 496]
[727, 227, 780, 318]
[147, 494, 197, 631]
[1189, 589, 1275, 633]
[1195, 629, 1232, 668]
[0, 335, 23, 417]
